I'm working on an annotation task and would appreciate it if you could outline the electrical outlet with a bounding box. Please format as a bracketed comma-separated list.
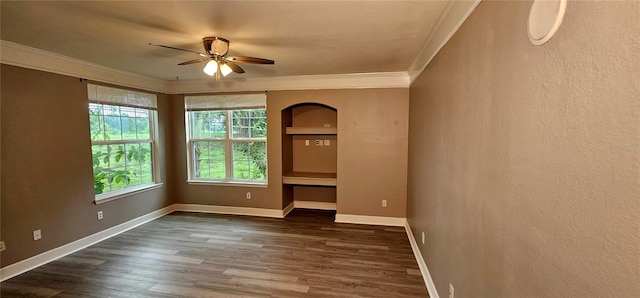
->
[421, 232, 425, 245]
[97, 211, 104, 220]
[315, 140, 323, 146]
[382, 200, 387, 207]
[0, 241, 6, 252]
[33, 229, 42, 241]
[324, 140, 330, 146]
[449, 283, 454, 298]
[246, 192, 251, 199]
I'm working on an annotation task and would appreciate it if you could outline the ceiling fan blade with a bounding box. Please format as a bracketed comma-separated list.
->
[203, 38, 212, 55]
[226, 56, 275, 64]
[178, 57, 210, 65]
[225, 61, 245, 74]
[148, 43, 208, 57]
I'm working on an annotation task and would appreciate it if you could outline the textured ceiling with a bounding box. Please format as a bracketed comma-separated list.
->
[1, 1, 449, 81]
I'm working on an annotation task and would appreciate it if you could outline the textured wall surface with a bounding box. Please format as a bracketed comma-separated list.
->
[407, 1, 639, 297]
[0, 65, 174, 267]
[174, 89, 410, 218]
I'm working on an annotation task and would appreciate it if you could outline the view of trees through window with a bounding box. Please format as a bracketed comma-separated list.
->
[190, 109, 267, 181]
[89, 103, 154, 194]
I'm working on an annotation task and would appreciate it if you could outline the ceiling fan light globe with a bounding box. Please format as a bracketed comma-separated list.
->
[220, 63, 233, 77]
[203, 60, 218, 76]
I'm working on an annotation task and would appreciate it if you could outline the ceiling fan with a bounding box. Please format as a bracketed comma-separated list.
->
[149, 36, 274, 80]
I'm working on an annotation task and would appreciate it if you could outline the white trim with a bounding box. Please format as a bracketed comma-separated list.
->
[0, 205, 175, 282]
[293, 201, 337, 211]
[0, 40, 167, 93]
[186, 180, 268, 188]
[405, 220, 439, 298]
[95, 183, 163, 204]
[283, 201, 295, 217]
[334, 214, 406, 227]
[173, 204, 286, 218]
[167, 72, 410, 94]
[408, 0, 482, 83]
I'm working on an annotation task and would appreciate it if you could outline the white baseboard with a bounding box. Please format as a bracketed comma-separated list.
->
[173, 204, 287, 218]
[405, 220, 439, 298]
[283, 201, 295, 217]
[334, 214, 406, 227]
[293, 201, 337, 210]
[0, 205, 175, 282]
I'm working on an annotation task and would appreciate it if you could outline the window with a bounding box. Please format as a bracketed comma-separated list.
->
[185, 94, 267, 184]
[88, 84, 159, 199]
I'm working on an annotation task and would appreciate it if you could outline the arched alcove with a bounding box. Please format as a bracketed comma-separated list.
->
[281, 102, 338, 214]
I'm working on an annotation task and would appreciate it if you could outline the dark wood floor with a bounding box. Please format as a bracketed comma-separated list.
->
[1, 209, 428, 297]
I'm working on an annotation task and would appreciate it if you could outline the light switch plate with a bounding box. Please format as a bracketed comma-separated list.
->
[33, 229, 42, 241]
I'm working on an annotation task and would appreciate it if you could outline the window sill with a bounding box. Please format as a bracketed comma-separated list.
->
[187, 180, 268, 188]
[94, 183, 163, 205]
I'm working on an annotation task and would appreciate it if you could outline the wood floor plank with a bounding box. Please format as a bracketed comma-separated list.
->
[148, 284, 245, 298]
[321, 227, 376, 234]
[325, 241, 390, 250]
[206, 239, 264, 248]
[189, 233, 244, 241]
[223, 268, 299, 283]
[1, 209, 428, 297]
[0, 283, 62, 297]
[228, 277, 310, 293]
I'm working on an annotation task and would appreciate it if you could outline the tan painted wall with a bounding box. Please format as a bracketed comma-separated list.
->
[291, 105, 338, 174]
[0, 65, 174, 267]
[407, 1, 640, 297]
[294, 186, 336, 203]
[292, 135, 338, 173]
[174, 88, 409, 217]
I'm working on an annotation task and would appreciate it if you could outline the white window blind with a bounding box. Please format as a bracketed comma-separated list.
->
[185, 94, 266, 111]
[88, 84, 157, 110]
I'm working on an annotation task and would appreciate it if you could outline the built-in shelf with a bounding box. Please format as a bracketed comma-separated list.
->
[283, 171, 337, 186]
[285, 127, 337, 135]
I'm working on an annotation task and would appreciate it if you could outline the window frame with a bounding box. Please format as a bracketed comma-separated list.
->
[185, 108, 268, 185]
[88, 85, 161, 203]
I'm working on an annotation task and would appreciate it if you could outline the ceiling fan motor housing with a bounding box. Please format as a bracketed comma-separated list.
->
[204, 36, 229, 56]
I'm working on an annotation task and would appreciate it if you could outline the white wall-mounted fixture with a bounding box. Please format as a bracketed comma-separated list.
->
[33, 230, 42, 241]
[528, 0, 567, 45]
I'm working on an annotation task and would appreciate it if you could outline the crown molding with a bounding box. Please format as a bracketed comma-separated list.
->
[1, 40, 408, 94]
[408, 0, 481, 84]
[166, 72, 410, 94]
[0, 40, 168, 93]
